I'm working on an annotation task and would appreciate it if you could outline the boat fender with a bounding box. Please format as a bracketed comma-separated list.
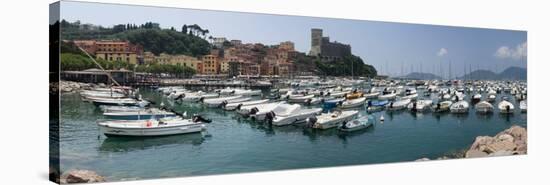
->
[146, 120, 152, 127]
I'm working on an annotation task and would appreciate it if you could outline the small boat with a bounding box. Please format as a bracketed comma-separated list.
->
[322, 98, 346, 110]
[386, 98, 411, 111]
[286, 94, 315, 103]
[97, 116, 207, 137]
[178, 91, 219, 102]
[367, 100, 389, 112]
[325, 91, 349, 98]
[432, 101, 452, 113]
[269, 106, 322, 126]
[519, 100, 527, 113]
[202, 95, 243, 107]
[340, 97, 367, 109]
[309, 110, 359, 129]
[498, 100, 515, 114]
[81, 90, 127, 99]
[345, 91, 364, 100]
[91, 97, 149, 107]
[103, 108, 176, 120]
[402, 88, 418, 100]
[223, 99, 270, 111]
[487, 94, 497, 102]
[378, 90, 397, 100]
[475, 101, 494, 114]
[450, 100, 469, 113]
[233, 89, 262, 96]
[100, 105, 145, 112]
[238, 102, 283, 117]
[471, 94, 482, 104]
[407, 100, 433, 112]
[339, 115, 375, 132]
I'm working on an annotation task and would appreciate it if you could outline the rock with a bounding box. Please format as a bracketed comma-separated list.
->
[465, 150, 488, 158]
[61, 170, 105, 183]
[465, 125, 527, 158]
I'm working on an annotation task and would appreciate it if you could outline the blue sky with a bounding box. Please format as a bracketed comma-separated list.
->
[59, 1, 527, 77]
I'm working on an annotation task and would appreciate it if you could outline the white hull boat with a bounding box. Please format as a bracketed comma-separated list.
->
[310, 110, 359, 129]
[340, 97, 367, 109]
[97, 117, 206, 137]
[386, 98, 411, 111]
[432, 101, 452, 113]
[270, 107, 322, 126]
[339, 115, 375, 132]
[407, 100, 433, 112]
[519, 100, 527, 113]
[378, 92, 397, 100]
[223, 99, 270, 111]
[103, 108, 176, 120]
[287, 94, 315, 103]
[203, 96, 249, 108]
[475, 101, 494, 114]
[498, 100, 515, 114]
[450, 100, 469, 113]
[238, 102, 283, 117]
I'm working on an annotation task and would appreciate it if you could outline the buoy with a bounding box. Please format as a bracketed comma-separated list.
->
[380, 115, 385, 122]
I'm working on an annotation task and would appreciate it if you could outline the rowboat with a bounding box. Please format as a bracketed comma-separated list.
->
[339, 115, 375, 132]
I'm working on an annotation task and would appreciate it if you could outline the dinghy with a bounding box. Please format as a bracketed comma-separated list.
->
[432, 101, 452, 113]
[498, 100, 515, 114]
[309, 110, 359, 129]
[339, 115, 375, 132]
[475, 101, 494, 114]
[223, 99, 270, 111]
[339, 97, 367, 109]
[450, 100, 469, 113]
[97, 116, 207, 137]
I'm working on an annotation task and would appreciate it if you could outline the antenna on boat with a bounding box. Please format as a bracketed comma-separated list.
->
[76, 46, 121, 87]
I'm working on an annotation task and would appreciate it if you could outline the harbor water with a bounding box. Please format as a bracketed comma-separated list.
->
[59, 87, 527, 181]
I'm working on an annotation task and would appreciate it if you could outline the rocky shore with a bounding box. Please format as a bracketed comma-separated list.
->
[416, 125, 527, 161]
[58, 169, 106, 184]
[59, 80, 98, 93]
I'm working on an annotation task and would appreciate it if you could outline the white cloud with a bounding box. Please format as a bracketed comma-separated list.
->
[494, 42, 527, 60]
[437, 48, 448, 56]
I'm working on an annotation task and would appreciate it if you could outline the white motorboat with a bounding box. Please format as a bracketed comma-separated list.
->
[432, 101, 452, 113]
[287, 94, 315, 103]
[97, 116, 207, 137]
[204, 96, 250, 108]
[471, 94, 482, 104]
[363, 92, 380, 99]
[498, 100, 515, 114]
[233, 89, 262, 96]
[519, 100, 527, 113]
[487, 94, 497, 102]
[309, 110, 359, 129]
[91, 97, 149, 107]
[407, 100, 433, 112]
[103, 108, 176, 120]
[450, 100, 469, 113]
[237, 102, 283, 117]
[223, 99, 270, 111]
[100, 105, 145, 112]
[179, 91, 219, 102]
[269, 106, 322, 126]
[81, 90, 127, 99]
[378, 90, 397, 100]
[202, 96, 246, 107]
[250, 103, 298, 122]
[339, 97, 367, 109]
[386, 98, 411, 111]
[339, 115, 375, 132]
[475, 101, 494, 114]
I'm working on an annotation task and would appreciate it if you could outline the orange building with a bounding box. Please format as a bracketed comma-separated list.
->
[201, 54, 219, 74]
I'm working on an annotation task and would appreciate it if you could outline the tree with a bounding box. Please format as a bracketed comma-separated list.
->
[181, 24, 188, 34]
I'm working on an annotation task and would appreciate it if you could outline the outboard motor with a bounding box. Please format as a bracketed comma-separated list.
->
[235, 104, 243, 110]
[219, 100, 228, 108]
[412, 102, 418, 112]
[436, 103, 441, 111]
[306, 98, 312, 105]
[192, 115, 212, 123]
[265, 111, 276, 124]
[506, 105, 511, 113]
[199, 97, 205, 102]
[249, 107, 260, 115]
[306, 116, 318, 128]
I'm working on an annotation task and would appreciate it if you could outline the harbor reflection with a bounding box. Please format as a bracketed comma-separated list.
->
[99, 133, 205, 153]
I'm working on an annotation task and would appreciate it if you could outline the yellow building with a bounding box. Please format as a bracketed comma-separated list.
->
[220, 59, 230, 74]
[96, 52, 139, 64]
[201, 54, 219, 74]
[154, 53, 202, 72]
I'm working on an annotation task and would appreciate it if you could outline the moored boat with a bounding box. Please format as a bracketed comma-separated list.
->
[97, 116, 207, 137]
[309, 110, 359, 129]
[339, 115, 375, 132]
[475, 101, 494, 114]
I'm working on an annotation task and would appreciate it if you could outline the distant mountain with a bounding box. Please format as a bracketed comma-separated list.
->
[499, 67, 527, 80]
[462, 70, 498, 80]
[400, 72, 442, 80]
[461, 67, 526, 80]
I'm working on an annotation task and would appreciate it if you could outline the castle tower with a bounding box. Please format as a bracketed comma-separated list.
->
[309, 28, 322, 56]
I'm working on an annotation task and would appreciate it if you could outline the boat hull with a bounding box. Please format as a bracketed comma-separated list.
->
[99, 124, 205, 137]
